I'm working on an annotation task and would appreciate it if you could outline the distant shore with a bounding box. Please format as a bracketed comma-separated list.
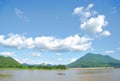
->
[69, 67, 115, 70]
[0, 67, 118, 70]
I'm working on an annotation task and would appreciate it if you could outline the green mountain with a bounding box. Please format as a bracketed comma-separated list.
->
[0, 56, 66, 69]
[67, 53, 120, 68]
[0, 56, 23, 68]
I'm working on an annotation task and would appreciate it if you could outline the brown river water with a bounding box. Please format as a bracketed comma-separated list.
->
[0, 68, 120, 81]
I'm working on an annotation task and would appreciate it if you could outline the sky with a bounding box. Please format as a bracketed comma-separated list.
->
[0, 0, 120, 65]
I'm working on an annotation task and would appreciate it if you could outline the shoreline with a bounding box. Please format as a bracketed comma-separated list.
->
[69, 67, 115, 70]
[0, 68, 68, 70]
[0, 67, 119, 70]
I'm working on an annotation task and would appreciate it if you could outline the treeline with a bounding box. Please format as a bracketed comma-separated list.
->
[26, 65, 67, 69]
[0, 65, 67, 70]
[0, 65, 23, 68]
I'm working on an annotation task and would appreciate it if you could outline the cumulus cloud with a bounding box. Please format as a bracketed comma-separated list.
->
[0, 51, 14, 57]
[80, 15, 108, 34]
[15, 8, 29, 22]
[73, 3, 110, 37]
[103, 50, 114, 54]
[0, 33, 92, 52]
[71, 58, 77, 62]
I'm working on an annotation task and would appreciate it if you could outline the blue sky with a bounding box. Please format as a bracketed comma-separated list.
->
[0, 0, 120, 64]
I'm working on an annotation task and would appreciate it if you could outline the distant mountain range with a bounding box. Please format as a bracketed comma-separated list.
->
[23, 63, 53, 66]
[0, 53, 120, 68]
[0, 56, 23, 68]
[67, 53, 120, 68]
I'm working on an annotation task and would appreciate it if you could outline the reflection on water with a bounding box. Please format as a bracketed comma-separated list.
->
[0, 69, 120, 81]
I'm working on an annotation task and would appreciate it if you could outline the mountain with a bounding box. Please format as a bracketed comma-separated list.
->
[23, 63, 53, 66]
[22, 63, 31, 66]
[67, 53, 120, 68]
[0, 56, 23, 68]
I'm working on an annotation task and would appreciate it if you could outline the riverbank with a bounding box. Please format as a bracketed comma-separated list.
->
[0, 67, 68, 70]
[0, 65, 67, 70]
[69, 67, 115, 70]
[0, 67, 118, 70]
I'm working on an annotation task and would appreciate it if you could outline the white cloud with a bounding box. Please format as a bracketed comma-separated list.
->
[0, 33, 92, 52]
[20, 59, 30, 64]
[20, 59, 35, 64]
[14, 57, 53, 65]
[100, 30, 111, 37]
[71, 58, 77, 62]
[103, 50, 114, 54]
[73, 6, 84, 15]
[80, 15, 107, 34]
[73, 3, 110, 37]
[15, 8, 29, 22]
[29, 52, 42, 57]
[0, 33, 26, 49]
[18, 58, 43, 65]
[86, 3, 94, 10]
[57, 58, 62, 61]
[73, 3, 95, 22]
[0, 52, 14, 57]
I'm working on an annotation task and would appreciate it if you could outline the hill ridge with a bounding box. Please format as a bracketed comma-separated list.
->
[67, 53, 120, 68]
[0, 55, 23, 68]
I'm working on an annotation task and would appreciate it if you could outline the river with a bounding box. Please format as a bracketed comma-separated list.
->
[0, 68, 120, 81]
